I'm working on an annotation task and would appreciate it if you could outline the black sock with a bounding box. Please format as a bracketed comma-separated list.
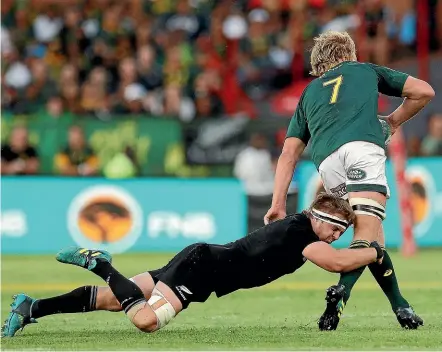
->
[368, 248, 409, 311]
[92, 260, 145, 313]
[31, 286, 98, 319]
[338, 240, 370, 304]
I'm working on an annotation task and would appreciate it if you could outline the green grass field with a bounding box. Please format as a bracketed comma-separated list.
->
[2, 250, 442, 350]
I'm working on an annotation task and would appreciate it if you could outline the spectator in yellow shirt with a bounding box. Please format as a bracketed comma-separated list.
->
[55, 125, 99, 176]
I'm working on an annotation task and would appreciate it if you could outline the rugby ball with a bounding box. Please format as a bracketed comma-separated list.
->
[378, 117, 392, 146]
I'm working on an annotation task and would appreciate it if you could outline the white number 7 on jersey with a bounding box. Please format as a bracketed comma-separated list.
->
[323, 75, 343, 104]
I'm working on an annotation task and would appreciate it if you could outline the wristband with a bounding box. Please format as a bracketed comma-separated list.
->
[370, 241, 384, 260]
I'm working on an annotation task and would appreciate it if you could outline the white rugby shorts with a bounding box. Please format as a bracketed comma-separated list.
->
[318, 141, 390, 200]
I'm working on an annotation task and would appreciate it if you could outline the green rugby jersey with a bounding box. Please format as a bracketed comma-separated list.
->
[286, 61, 408, 168]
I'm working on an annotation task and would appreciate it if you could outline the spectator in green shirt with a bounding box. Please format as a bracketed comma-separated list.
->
[421, 114, 442, 156]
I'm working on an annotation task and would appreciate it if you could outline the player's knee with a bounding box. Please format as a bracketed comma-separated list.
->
[129, 295, 177, 333]
[127, 302, 159, 333]
[133, 314, 158, 333]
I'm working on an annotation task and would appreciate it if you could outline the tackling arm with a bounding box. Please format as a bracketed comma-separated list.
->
[302, 241, 381, 273]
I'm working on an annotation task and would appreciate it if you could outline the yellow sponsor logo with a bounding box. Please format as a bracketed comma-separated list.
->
[68, 186, 143, 254]
[77, 196, 132, 244]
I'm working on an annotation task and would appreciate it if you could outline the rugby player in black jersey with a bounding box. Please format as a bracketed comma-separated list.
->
[2, 194, 385, 337]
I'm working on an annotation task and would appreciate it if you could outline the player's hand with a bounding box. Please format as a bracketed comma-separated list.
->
[264, 207, 286, 225]
[378, 115, 397, 140]
[370, 241, 384, 264]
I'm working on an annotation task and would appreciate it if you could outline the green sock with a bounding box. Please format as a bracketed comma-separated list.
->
[368, 248, 409, 311]
[338, 240, 370, 304]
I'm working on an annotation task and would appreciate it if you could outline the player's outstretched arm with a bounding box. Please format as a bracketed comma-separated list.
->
[302, 241, 383, 273]
[264, 137, 306, 224]
[387, 76, 435, 133]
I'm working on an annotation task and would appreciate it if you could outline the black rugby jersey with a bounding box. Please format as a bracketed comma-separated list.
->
[210, 213, 319, 297]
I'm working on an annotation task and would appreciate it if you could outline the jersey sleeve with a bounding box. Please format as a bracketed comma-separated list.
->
[367, 63, 409, 97]
[285, 97, 310, 145]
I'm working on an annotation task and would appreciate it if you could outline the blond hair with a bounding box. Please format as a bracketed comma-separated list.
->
[310, 31, 357, 77]
[306, 193, 355, 225]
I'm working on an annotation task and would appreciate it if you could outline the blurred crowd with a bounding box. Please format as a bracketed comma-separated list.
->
[2, 0, 440, 119]
[1, 123, 142, 177]
[1, 0, 442, 177]
[408, 113, 442, 157]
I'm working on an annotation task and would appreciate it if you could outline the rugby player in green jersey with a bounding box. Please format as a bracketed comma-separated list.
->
[265, 31, 434, 331]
